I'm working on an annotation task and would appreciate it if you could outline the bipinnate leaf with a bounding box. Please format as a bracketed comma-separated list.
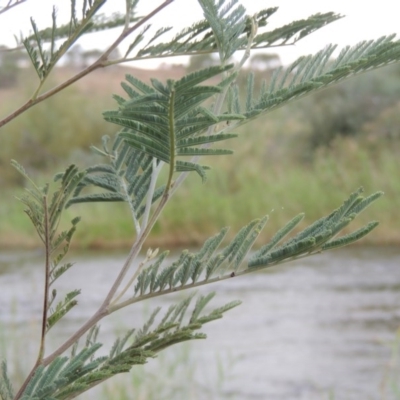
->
[22, 0, 113, 81]
[21, 294, 239, 400]
[126, 188, 381, 303]
[104, 65, 242, 182]
[64, 138, 165, 234]
[248, 188, 382, 268]
[135, 5, 341, 59]
[12, 163, 83, 291]
[47, 290, 81, 332]
[253, 213, 304, 258]
[198, 0, 247, 61]
[233, 36, 400, 124]
[321, 221, 379, 250]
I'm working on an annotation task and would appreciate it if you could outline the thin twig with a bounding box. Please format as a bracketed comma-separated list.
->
[103, 41, 296, 66]
[0, 0, 176, 129]
[124, 0, 131, 31]
[38, 198, 168, 369]
[35, 168, 171, 372]
[40, 308, 108, 369]
[104, 86, 177, 305]
[140, 159, 164, 232]
[121, 177, 141, 234]
[0, 0, 27, 16]
[103, 191, 169, 306]
[238, 15, 257, 68]
[11, 2, 178, 395]
[111, 250, 153, 306]
[39, 195, 50, 360]
[13, 195, 51, 400]
[102, 0, 176, 60]
[0, 0, 300, 130]
[109, 248, 326, 313]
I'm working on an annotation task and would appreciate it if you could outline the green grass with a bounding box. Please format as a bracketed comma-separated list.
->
[1, 68, 400, 249]
[149, 127, 400, 247]
[1, 133, 399, 249]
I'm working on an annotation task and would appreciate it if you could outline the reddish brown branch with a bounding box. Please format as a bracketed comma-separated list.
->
[0, 0, 176, 130]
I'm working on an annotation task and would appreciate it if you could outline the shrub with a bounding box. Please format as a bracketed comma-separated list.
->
[1, 1, 400, 399]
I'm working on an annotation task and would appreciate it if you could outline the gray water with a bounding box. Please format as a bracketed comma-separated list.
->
[1, 247, 400, 400]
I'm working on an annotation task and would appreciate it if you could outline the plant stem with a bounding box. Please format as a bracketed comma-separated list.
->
[0, 0, 175, 130]
[41, 308, 108, 367]
[166, 87, 176, 190]
[32, 208, 163, 372]
[109, 248, 325, 313]
[100, 66, 178, 308]
[110, 256, 149, 306]
[103, 192, 169, 306]
[27, 186, 170, 379]
[13, 195, 51, 400]
[38, 195, 50, 361]
[15, 307, 108, 400]
[140, 159, 164, 232]
[0, 0, 27, 16]
[99, 80, 175, 307]
[104, 42, 296, 66]
[121, 177, 141, 235]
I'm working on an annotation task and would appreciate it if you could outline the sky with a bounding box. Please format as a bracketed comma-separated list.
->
[1, 0, 400, 68]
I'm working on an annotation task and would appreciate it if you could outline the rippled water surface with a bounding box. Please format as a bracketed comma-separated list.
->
[1, 247, 400, 399]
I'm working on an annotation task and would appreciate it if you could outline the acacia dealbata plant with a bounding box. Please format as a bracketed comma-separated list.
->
[1, 1, 400, 399]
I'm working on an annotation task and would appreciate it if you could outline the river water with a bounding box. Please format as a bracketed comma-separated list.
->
[1, 246, 400, 400]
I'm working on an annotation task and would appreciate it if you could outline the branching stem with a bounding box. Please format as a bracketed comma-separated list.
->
[140, 159, 164, 232]
[104, 191, 169, 306]
[110, 254, 151, 306]
[103, 42, 296, 67]
[166, 88, 176, 191]
[14, 195, 51, 400]
[121, 177, 141, 234]
[0, 0, 176, 129]
[107, 73, 176, 312]
[110, 249, 325, 313]
[238, 15, 257, 69]
[39, 195, 50, 360]
[0, 0, 27, 16]
[35, 183, 171, 375]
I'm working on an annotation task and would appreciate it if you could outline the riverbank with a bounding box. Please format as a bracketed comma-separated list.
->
[1, 65, 399, 251]
[2, 137, 399, 251]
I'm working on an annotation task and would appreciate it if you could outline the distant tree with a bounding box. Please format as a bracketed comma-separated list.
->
[249, 53, 280, 70]
[186, 53, 218, 72]
[0, 46, 26, 88]
[81, 49, 103, 67]
[361, 101, 400, 142]
[64, 44, 86, 69]
[298, 64, 400, 155]
[81, 48, 121, 67]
